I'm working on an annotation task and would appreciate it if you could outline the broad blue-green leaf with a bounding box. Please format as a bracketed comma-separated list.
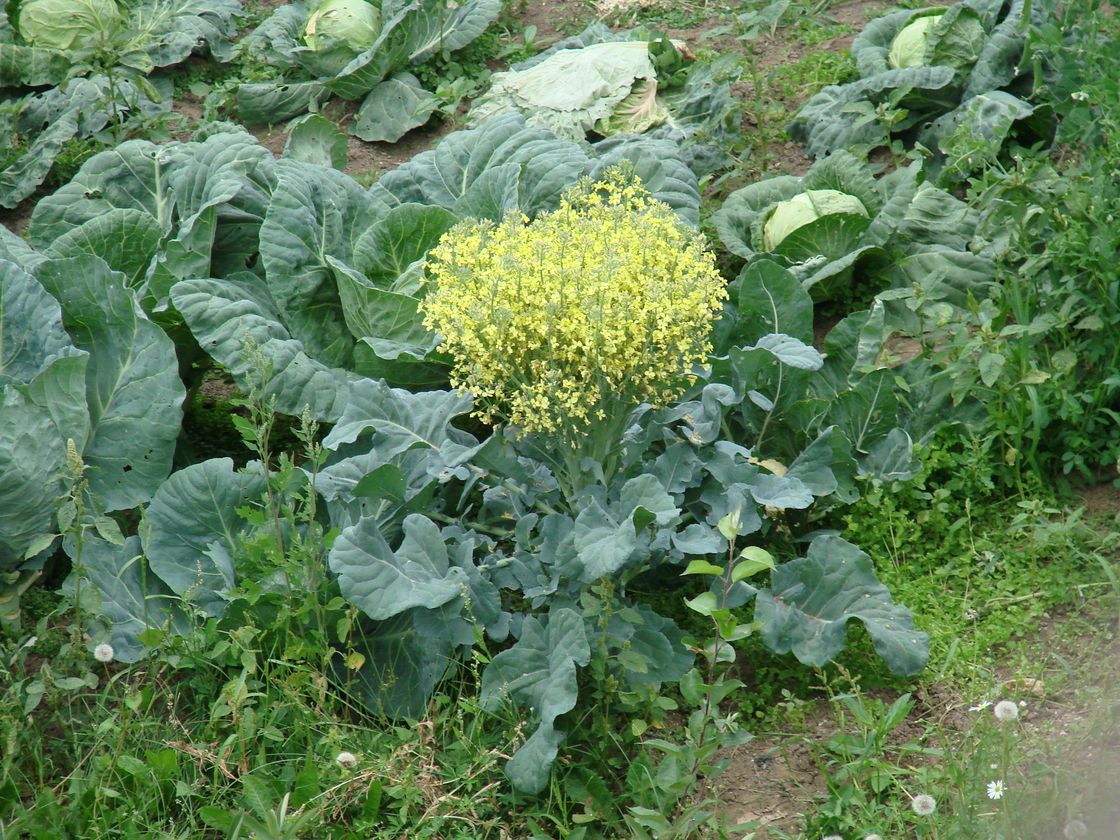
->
[116, 0, 242, 67]
[283, 114, 349, 171]
[0, 384, 67, 572]
[238, 80, 329, 125]
[788, 66, 957, 157]
[74, 535, 188, 662]
[45, 209, 162, 289]
[620, 473, 679, 529]
[260, 160, 387, 367]
[733, 259, 813, 346]
[143, 459, 267, 617]
[346, 611, 455, 718]
[480, 608, 591, 793]
[29, 140, 187, 248]
[0, 259, 78, 387]
[672, 523, 725, 555]
[755, 535, 929, 675]
[0, 107, 80, 209]
[323, 377, 480, 467]
[329, 514, 467, 620]
[860, 427, 916, 481]
[747, 473, 814, 510]
[573, 501, 637, 582]
[373, 114, 588, 216]
[751, 334, 824, 370]
[607, 604, 692, 687]
[352, 73, 438, 143]
[351, 203, 459, 289]
[36, 257, 184, 511]
[172, 274, 361, 422]
[786, 426, 857, 502]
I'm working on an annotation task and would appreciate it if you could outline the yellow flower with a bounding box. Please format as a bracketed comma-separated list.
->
[421, 168, 726, 449]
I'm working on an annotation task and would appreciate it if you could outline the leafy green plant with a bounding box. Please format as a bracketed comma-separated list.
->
[0, 0, 242, 206]
[713, 150, 990, 304]
[789, 0, 1051, 174]
[232, 0, 501, 142]
[467, 24, 742, 176]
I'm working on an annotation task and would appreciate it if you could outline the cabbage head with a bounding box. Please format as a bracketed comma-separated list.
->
[887, 12, 943, 69]
[762, 189, 868, 251]
[18, 0, 122, 51]
[305, 0, 381, 52]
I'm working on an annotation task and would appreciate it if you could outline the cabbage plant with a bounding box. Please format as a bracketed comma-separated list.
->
[467, 24, 741, 176]
[235, 0, 501, 143]
[0, 0, 242, 207]
[712, 151, 994, 301]
[6, 121, 935, 792]
[788, 0, 1048, 170]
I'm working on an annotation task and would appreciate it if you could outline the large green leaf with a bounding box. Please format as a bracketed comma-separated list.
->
[0, 107, 80, 209]
[29, 140, 186, 248]
[36, 256, 184, 511]
[143, 459, 267, 617]
[282, 114, 349, 171]
[480, 608, 591, 793]
[352, 73, 438, 143]
[171, 274, 360, 422]
[351, 202, 459, 289]
[46, 209, 163, 289]
[0, 381, 68, 572]
[346, 610, 455, 718]
[0, 259, 78, 387]
[73, 535, 189, 662]
[237, 80, 329, 125]
[117, 0, 242, 66]
[329, 514, 467, 620]
[755, 535, 929, 675]
[322, 377, 480, 467]
[373, 114, 589, 215]
[788, 66, 957, 157]
[259, 160, 389, 367]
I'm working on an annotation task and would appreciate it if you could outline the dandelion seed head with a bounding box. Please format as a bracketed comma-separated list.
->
[1063, 819, 1089, 838]
[93, 643, 114, 663]
[335, 751, 357, 769]
[987, 779, 1005, 800]
[911, 793, 937, 816]
[994, 700, 1019, 721]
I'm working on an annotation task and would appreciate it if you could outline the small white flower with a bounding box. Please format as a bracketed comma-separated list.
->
[93, 643, 114, 663]
[1070, 90, 1090, 102]
[994, 700, 1019, 721]
[335, 751, 358, 769]
[969, 699, 992, 712]
[964, 608, 979, 620]
[864, 835, 883, 840]
[822, 835, 843, 840]
[911, 793, 937, 816]
[1063, 819, 1089, 838]
[987, 779, 1005, 800]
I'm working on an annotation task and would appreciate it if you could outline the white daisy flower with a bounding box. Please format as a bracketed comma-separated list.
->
[987, 780, 1005, 800]
[911, 793, 937, 816]
[993, 700, 1019, 721]
[335, 750, 358, 769]
[969, 699, 992, 712]
[93, 643, 115, 663]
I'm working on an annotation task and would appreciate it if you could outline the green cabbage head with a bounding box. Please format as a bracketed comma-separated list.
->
[18, 0, 122, 51]
[888, 12, 944, 69]
[304, 0, 382, 51]
[762, 189, 869, 251]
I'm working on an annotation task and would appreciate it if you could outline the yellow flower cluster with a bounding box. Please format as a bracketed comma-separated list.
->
[421, 170, 727, 444]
